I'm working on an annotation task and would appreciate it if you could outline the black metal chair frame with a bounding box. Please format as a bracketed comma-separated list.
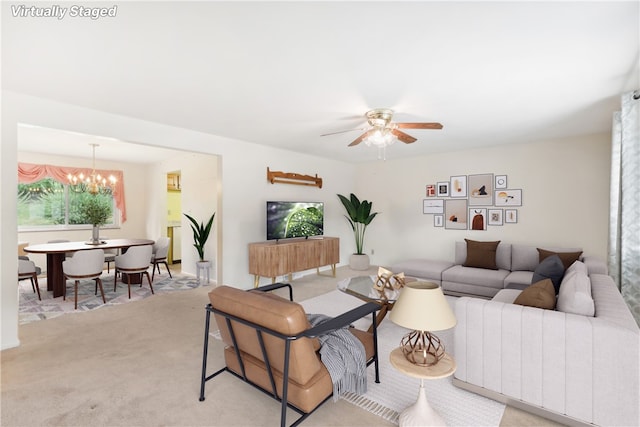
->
[199, 282, 380, 427]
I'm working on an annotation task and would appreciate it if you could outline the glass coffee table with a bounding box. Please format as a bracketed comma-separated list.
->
[338, 274, 412, 332]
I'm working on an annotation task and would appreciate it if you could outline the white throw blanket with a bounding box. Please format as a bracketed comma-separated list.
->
[306, 313, 368, 401]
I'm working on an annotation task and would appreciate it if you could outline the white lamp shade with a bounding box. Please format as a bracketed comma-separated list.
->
[389, 281, 456, 332]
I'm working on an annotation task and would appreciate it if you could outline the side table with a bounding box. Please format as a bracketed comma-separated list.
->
[389, 347, 456, 426]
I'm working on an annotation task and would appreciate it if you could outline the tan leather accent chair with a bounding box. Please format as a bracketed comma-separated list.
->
[199, 283, 380, 427]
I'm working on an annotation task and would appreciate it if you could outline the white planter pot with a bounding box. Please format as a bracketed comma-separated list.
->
[349, 254, 370, 271]
[196, 260, 211, 284]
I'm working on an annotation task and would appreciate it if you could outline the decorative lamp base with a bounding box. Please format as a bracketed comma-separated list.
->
[400, 331, 445, 366]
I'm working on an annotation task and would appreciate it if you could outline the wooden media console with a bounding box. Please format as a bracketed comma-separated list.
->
[248, 237, 339, 287]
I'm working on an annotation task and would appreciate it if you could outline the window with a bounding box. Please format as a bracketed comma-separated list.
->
[18, 178, 119, 230]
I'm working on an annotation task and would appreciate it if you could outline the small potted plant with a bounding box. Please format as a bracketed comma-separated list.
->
[337, 193, 379, 270]
[80, 195, 112, 245]
[184, 212, 215, 282]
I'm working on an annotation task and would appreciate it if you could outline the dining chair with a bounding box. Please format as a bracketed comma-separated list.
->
[62, 249, 106, 310]
[101, 237, 119, 274]
[18, 256, 42, 300]
[150, 237, 172, 281]
[114, 245, 154, 299]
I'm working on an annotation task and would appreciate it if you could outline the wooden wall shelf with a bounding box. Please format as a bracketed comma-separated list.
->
[267, 167, 323, 188]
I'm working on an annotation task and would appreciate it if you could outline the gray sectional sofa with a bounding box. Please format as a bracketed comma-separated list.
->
[454, 269, 640, 426]
[392, 240, 639, 426]
[391, 241, 607, 298]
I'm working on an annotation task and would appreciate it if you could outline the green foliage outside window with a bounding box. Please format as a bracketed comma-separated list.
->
[18, 178, 115, 227]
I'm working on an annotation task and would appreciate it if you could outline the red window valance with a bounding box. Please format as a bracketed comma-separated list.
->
[18, 162, 127, 223]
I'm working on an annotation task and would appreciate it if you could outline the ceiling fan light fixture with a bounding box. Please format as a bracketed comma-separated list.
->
[364, 128, 395, 147]
[366, 108, 394, 128]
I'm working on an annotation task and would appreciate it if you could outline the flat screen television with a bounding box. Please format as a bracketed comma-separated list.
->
[266, 201, 324, 241]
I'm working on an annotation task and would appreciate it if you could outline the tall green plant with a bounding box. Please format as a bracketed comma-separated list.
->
[184, 212, 215, 261]
[337, 193, 379, 255]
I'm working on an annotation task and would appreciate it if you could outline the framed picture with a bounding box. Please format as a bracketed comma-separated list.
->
[495, 175, 507, 189]
[505, 209, 518, 223]
[426, 184, 436, 197]
[494, 189, 522, 206]
[444, 199, 468, 229]
[423, 199, 444, 214]
[437, 181, 450, 197]
[434, 215, 444, 227]
[469, 208, 487, 230]
[468, 173, 493, 206]
[488, 209, 503, 226]
[449, 175, 467, 198]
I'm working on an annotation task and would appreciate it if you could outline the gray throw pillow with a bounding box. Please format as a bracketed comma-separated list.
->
[532, 254, 565, 294]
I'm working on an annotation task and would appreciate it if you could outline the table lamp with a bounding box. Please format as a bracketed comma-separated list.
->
[389, 281, 456, 366]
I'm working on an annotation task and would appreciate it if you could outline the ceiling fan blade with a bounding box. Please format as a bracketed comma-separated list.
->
[396, 122, 443, 130]
[320, 127, 365, 137]
[349, 130, 375, 147]
[391, 129, 417, 144]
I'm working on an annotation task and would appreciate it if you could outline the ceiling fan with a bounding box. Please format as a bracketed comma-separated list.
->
[322, 108, 443, 147]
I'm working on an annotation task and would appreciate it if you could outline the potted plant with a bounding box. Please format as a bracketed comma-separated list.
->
[337, 193, 379, 270]
[79, 195, 112, 244]
[184, 212, 215, 282]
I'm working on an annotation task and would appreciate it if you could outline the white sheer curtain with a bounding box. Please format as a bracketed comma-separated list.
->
[609, 90, 640, 325]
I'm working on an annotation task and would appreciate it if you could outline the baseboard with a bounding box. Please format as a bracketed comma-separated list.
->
[452, 378, 594, 427]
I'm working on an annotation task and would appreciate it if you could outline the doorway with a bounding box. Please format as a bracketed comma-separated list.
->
[166, 171, 182, 264]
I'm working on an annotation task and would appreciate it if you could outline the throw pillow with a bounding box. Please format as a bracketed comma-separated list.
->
[565, 260, 588, 276]
[532, 254, 565, 294]
[538, 248, 583, 270]
[514, 279, 556, 310]
[463, 239, 500, 270]
[556, 269, 595, 316]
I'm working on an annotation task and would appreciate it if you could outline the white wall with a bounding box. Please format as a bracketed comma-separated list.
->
[356, 134, 611, 268]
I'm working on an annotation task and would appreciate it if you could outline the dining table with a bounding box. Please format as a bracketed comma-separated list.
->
[24, 238, 155, 298]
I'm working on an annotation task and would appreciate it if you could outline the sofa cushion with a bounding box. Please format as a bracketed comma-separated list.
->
[504, 270, 535, 288]
[532, 254, 565, 294]
[556, 262, 594, 316]
[389, 259, 454, 283]
[463, 239, 500, 270]
[442, 264, 509, 289]
[513, 278, 556, 309]
[511, 244, 540, 271]
[492, 289, 522, 304]
[538, 248, 583, 270]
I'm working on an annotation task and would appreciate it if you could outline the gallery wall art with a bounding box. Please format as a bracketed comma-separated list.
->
[423, 173, 521, 230]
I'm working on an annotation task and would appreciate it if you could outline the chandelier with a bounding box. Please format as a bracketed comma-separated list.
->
[67, 143, 116, 194]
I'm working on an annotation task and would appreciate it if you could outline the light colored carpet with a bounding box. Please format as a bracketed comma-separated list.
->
[3, 265, 563, 426]
[300, 290, 505, 426]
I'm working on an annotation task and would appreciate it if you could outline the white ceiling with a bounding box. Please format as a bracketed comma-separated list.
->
[4, 1, 639, 163]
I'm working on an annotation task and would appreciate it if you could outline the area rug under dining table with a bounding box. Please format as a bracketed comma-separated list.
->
[18, 272, 201, 324]
[299, 289, 506, 426]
